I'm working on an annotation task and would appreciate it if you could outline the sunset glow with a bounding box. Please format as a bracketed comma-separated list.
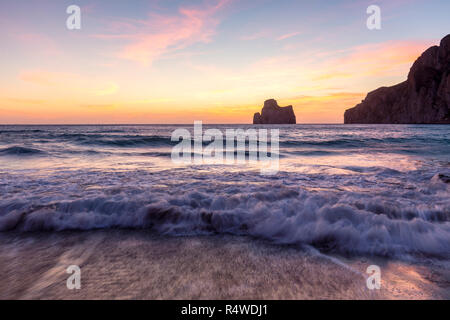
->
[0, 0, 449, 124]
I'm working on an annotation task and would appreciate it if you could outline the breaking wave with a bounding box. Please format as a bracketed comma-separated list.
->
[0, 171, 448, 259]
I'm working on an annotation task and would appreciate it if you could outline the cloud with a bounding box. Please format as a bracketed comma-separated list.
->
[19, 70, 80, 86]
[285, 92, 365, 105]
[323, 40, 435, 78]
[94, 0, 231, 66]
[312, 72, 353, 81]
[277, 32, 301, 41]
[241, 30, 301, 42]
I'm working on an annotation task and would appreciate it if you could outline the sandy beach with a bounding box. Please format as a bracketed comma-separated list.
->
[0, 230, 448, 300]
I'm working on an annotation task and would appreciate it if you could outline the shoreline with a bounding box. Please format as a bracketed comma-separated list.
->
[0, 230, 448, 300]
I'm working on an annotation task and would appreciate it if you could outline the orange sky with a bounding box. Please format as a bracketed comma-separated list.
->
[0, 0, 448, 124]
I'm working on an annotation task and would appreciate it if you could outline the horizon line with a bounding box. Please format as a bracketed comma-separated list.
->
[0, 123, 345, 126]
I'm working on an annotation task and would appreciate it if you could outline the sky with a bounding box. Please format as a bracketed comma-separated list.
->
[0, 0, 449, 124]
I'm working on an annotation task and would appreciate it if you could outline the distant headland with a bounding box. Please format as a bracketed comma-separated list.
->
[345, 34, 450, 124]
[253, 99, 296, 124]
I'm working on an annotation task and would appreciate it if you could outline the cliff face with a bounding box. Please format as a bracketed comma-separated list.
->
[344, 34, 450, 124]
[253, 99, 296, 124]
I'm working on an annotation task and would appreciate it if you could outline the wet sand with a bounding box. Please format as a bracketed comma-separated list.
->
[0, 230, 448, 300]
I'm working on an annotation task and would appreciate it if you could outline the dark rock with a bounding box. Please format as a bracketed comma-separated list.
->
[345, 34, 450, 124]
[253, 112, 262, 124]
[253, 99, 296, 124]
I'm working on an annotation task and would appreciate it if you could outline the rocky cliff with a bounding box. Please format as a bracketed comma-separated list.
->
[344, 34, 450, 124]
[253, 99, 296, 124]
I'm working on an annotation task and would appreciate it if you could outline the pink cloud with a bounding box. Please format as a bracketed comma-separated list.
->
[19, 70, 81, 86]
[95, 0, 231, 66]
[335, 40, 436, 76]
[308, 39, 437, 82]
[277, 32, 301, 41]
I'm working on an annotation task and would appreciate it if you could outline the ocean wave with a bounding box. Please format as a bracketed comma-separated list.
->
[0, 129, 45, 134]
[280, 137, 450, 148]
[2, 129, 448, 156]
[0, 146, 44, 156]
[57, 134, 176, 147]
[0, 181, 448, 258]
[281, 138, 364, 148]
[287, 150, 340, 156]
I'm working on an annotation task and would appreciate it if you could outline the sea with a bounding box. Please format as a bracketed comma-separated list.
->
[0, 124, 449, 261]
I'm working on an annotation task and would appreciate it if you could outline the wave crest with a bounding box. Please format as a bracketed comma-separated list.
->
[0, 146, 44, 156]
[1, 187, 448, 258]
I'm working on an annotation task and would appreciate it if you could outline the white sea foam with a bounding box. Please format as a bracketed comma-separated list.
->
[0, 165, 448, 259]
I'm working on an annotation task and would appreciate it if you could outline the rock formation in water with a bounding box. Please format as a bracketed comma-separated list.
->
[253, 99, 296, 124]
[344, 34, 450, 124]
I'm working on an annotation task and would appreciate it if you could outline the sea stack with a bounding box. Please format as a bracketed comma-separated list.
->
[344, 34, 450, 124]
[253, 99, 296, 124]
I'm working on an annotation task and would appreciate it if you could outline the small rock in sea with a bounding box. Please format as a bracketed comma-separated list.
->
[253, 99, 296, 124]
